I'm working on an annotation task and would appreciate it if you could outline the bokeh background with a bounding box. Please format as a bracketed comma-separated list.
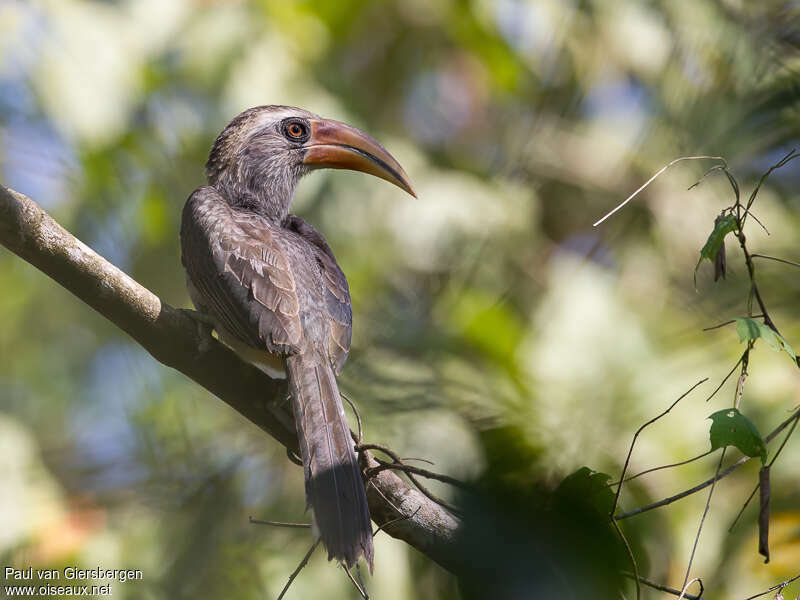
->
[1, 0, 800, 598]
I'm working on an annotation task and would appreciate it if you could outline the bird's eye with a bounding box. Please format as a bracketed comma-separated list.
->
[282, 120, 309, 142]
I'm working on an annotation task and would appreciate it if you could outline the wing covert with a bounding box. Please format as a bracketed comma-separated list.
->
[285, 215, 353, 374]
[181, 186, 303, 355]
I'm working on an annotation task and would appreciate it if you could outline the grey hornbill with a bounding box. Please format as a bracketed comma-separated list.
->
[180, 106, 415, 569]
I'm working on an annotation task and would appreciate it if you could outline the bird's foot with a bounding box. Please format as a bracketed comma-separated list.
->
[179, 308, 216, 353]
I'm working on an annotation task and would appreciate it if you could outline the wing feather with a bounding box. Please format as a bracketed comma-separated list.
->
[181, 186, 303, 355]
[285, 215, 353, 374]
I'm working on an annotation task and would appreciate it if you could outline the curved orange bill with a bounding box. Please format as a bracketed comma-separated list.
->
[303, 119, 416, 198]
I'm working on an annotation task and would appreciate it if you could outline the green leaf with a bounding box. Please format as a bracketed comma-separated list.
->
[694, 213, 737, 286]
[734, 317, 796, 360]
[708, 408, 767, 464]
[554, 467, 615, 516]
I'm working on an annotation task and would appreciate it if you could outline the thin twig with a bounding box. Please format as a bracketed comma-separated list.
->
[703, 316, 763, 332]
[678, 578, 704, 600]
[734, 346, 750, 410]
[341, 392, 363, 445]
[369, 460, 470, 490]
[401, 457, 436, 465]
[277, 539, 320, 600]
[622, 573, 701, 600]
[612, 519, 640, 600]
[729, 409, 800, 532]
[341, 564, 369, 599]
[615, 455, 744, 520]
[373, 506, 422, 538]
[741, 572, 800, 600]
[764, 406, 797, 462]
[739, 239, 773, 330]
[705, 353, 746, 402]
[688, 164, 735, 194]
[373, 462, 462, 516]
[742, 149, 800, 219]
[359, 443, 466, 515]
[682, 448, 726, 589]
[703, 319, 736, 332]
[751, 254, 800, 269]
[611, 379, 709, 514]
[355, 564, 367, 599]
[593, 156, 727, 227]
[745, 211, 770, 235]
[367, 479, 405, 517]
[610, 378, 708, 600]
[737, 229, 800, 370]
[609, 450, 715, 487]
[728, 481, 760, 535]
[729, 151, 800, 370]
[249, 516, 311, 529]
[402, 473, 460, 516]
[616, 406, 800, 520]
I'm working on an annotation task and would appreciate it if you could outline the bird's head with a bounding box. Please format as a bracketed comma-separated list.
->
[205, 105, 415, 218]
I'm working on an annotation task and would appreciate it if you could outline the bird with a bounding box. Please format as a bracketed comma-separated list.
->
[179, 105, 416, 570]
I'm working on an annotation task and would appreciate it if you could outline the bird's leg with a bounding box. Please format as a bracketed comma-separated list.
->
[179, 308, 216, 353]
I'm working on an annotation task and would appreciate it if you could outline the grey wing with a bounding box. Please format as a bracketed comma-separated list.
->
[285, 215, 352, 374]
[319, 247, 352, 374]
[180, 186, 303, 355]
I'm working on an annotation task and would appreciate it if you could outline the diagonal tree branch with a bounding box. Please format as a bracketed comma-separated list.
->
[0, 184, 462, 572]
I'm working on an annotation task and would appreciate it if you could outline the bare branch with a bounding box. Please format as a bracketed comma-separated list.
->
[366, 455, 469, 490]
[277, 540, 320, 600]
[610, 378, 709, 600]
[359, 443, 466, 516]
[593, 156, 727, 227]
[679, 578, 703, 600]
[0, 185, 462, 573]
[741, 572, 800, 600]
[611, 379, 708, 516]
[705, 352, 746, 402]
[249, 516, 311, 529]
[751, 254, 800, 269]
[623, 573, 702, 600]
[616, 406, 800, 520]
[341, 564, 369, 599]
[609, 450, 715, 487]
[742, 149, 800, 218]
[682, 448, 726, 589]
[612, 519, 641, 600]
[373, 506, 422, 538]
[703, 316, 763, 332]
[729, 409, 800, 532]
[341, 392, 364, 445]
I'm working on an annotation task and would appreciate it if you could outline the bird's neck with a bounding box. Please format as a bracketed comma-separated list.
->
[213, 169, 294, 223]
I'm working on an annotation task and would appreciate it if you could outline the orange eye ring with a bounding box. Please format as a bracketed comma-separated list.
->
[283, 120, 308, 141]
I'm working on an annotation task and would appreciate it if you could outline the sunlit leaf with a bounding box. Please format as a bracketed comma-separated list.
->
[734, 317, 796, 360]
[708, 408, 767, 464]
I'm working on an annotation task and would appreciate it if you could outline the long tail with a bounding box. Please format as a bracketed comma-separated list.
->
[285, 352, 373, 570]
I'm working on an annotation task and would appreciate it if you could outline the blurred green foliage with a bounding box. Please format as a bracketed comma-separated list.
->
[1, 0, 800, 598]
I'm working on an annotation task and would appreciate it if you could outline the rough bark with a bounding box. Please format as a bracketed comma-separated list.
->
[0, 184, 462, 573]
